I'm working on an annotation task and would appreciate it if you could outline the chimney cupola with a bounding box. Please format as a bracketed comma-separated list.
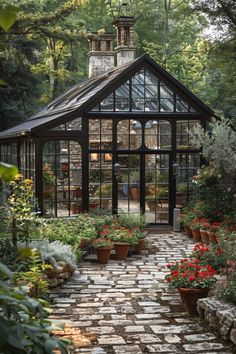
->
[87, 32, 115, 78]
[113, 16, 136, 66]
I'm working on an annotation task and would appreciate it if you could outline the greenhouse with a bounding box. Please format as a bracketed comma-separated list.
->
[0, 16, 213, 225]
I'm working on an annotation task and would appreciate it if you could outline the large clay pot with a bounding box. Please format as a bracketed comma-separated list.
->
[95, 247, 112, 264]
[135, 238, 146, 254]
[208, 231, 218, 244]
[184, 225, 193, 238]
[191, 229, 201, 242]
[114, 242, 130, 260]
[200, 229, 209, 244]
[178, 287, 209, 315]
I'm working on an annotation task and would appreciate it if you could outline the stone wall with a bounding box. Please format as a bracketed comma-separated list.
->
[197, 297, 236, 346]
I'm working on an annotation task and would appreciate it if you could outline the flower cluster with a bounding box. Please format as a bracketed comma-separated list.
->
[92, 238, 113, 248]
[192, 164, 218, 188]
[108, 226, 138, 245]
[165, 258, 216, 289]
[191, 243, 227, 271]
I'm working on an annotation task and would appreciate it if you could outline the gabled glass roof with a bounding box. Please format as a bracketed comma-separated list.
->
[0, 54, 213, 139]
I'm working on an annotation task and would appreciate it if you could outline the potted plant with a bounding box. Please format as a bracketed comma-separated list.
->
[190, 218, 202, 242]
[93, 184, 112, 209]
[208, 222, 221, 243]
[43, 163, 55, 199]
[108, 227, 138, 260]
[165, 258, 217, 314]
[130, 170, 140, 200]
[191, 243, 227, 272]
[133, 229, 147, 254]
[179, 211, 195, 237]
[199, 219, 210, 244]
[92, 238, 113, 264]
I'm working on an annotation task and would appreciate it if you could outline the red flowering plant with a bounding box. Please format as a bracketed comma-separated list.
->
[191, 243, 227, 271]
[165, 258, 217, 289]
[108, 226, 138, 245]
[99, 225, 113, 238]
[190, 218, 202, 230]
[209, 221, 221, 232]
[199, 219, 210, 231]
[179, 211, 195, 227]
[92, 238, 113, 249]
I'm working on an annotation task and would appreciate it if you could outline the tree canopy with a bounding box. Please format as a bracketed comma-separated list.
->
[0, 0, 236, 130]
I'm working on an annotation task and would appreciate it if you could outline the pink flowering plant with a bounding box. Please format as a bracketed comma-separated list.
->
[165, 258, 217, 289]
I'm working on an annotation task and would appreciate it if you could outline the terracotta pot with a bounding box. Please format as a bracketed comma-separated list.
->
[191, 229, 201, 242]
[135, 238, 146, 254]
[200, 229, 209, 244]
[114, 242, 130, 260]
[184, 225, 193, 238]
[130, 187, 140, 200]
[95, 247, 112, 264]
[208, 231, 218, 244]
[178, 287, 209, 315]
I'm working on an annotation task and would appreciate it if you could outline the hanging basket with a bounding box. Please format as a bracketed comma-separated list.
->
[178, 287, 209, 315]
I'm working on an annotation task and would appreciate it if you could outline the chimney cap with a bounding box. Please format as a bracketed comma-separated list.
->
[113, 16, 136, 27]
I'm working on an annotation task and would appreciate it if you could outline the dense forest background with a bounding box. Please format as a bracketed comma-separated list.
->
[0, 0, 235, 131]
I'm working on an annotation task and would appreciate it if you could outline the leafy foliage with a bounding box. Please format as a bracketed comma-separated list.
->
[0, 262, 68, 354]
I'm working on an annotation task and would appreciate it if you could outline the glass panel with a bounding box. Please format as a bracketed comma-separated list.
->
[117, 120, 142, 150]
[176, 96, 189, 112]
[89, 153, 112, 213]
[66, 117, 82, 130]
[145, 154, 169, 223]
[100, 94, 114, 111]
[176, 120, 200, 149]
[115, 82, 130, 111]
[145, 120, 171, 150]
[117, 154, 140, 214]
[89, 119, 100, 149]
[101, 120, 113, 149]
[145, 70, 158, 86]
[43, 140, 82, 217]
[50, 117, 82, 130]
[117, 120, 129, 150]
[176, 153, 200, 208]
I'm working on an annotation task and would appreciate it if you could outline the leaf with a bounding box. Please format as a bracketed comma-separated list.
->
[0, 5, 19, 32]
[0, 162, 18, 182]
[7, 334, 24, 350]
[0, 322, 9, 346]
[44, 338, 59, 353]
[0, 263, 13, 279]
[0, 79, 6, 86]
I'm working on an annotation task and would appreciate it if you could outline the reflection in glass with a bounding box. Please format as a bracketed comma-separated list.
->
[145, 154, 169, 223]
[176, 153, 200, 208]
[89, 153, 112, 213]
[145, 120, 171, 150]
[176, 120, 200, 149]
[43, 140, 82, 217]
[117, 120, 142, 150]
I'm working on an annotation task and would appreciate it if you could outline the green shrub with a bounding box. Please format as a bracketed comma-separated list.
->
[117, 212, 145, 230]
[0, 262, 68, 354]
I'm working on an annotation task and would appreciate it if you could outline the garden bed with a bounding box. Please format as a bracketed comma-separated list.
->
[197, 297, 236, 346]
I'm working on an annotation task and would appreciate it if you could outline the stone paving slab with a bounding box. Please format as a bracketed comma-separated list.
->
[50, 232, 235, 353]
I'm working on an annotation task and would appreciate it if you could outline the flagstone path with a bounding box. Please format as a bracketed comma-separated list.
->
[50, 232, 235, 353]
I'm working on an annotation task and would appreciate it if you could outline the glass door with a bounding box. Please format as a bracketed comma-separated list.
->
[117, 154, 140, 214]
[145, 154, 170, 224]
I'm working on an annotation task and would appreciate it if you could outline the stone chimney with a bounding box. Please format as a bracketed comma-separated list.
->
[113, 16, 136, 67]
[87, 32, 115, 78]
